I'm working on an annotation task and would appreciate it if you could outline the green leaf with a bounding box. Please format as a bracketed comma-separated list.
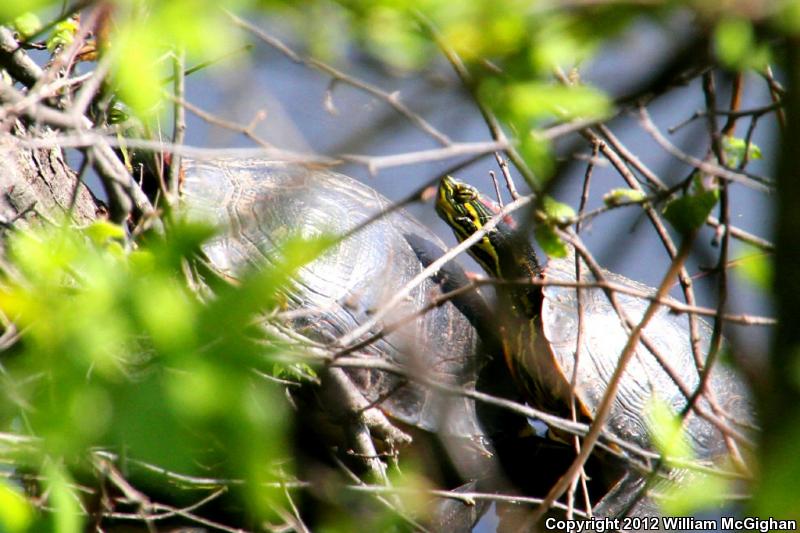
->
[0, 0, 52, 23]
[47, 17, 78, 52]
[603, 188, 647, 206]
[106, 0, 250, 118]
[134, 276, 196, 353]
[645, 396, 732, 516]
[541, 196, 575, 224]
[713, 18, 770, 70]
[534, 224, 568, 258]
[723, 136, 762, 167]
[45, 464, 83, 533]
[521, 131, 555, 183]
[85, 220, 126, 246]
[13, 12, 42, 38]
[534, 197, 574, 258]
[273, 362, 318, 384]
[777, 0, 800, 33]
[663, 185, 719, 236]
[0, 479, 33, 533]
[714, 18, 752, 67]
[0, 219, 294, 523]
[528, 13, 598, 73]
[111, 22, 163, 117]
[508, 82, 612, 121]
[646, 396, 693, 464]
[659, 470, 729, 516]
[364, 6, 428, 70]
[733, 244, 772, 290]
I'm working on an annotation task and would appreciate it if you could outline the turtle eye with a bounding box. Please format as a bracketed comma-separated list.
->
[454, 186, 478, 204]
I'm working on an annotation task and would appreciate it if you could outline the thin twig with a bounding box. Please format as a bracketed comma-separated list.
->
[168, 49, 186, 202]
[419, 15, 540, 192]
[668, 102, 780, 134]
[526, 233, 698, 524]
[166, 93, 272, 149]
[334, 194, 533, 348]
[637, 105, 773, 191]
[227, 11, 451, 147]
[70, 54, 112, 119]
[342, 141, 506, 174]
[494, 152, 520, 200]
[762, 65, 786, 128]
[568, 141, 598, 519]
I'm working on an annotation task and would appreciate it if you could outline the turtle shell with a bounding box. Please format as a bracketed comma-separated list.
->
[180, 158, 485, 437]
[534, 254, 752, 459]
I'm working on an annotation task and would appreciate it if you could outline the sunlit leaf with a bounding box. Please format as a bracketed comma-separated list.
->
[166, 361, 232, 418]
[535, 224, 568, 258]
[0, 218, 295, 512]
[723, 136, 762, 168]
[364, 6, 429, 70]
[443, 12, 525, 60]
[0, 0, 53, 23]
[528, 13, 597, 72]
[111, 22, 163, 117]
[46, 17, 78, 52]
[646, 399, 731, 513]
[603, 188, 647, 206]
[508, 82, 612, 121]
[521, 132, 555, 183]
[0, 480, 33, 533]
[45, 463, 83, 533]
[714, 18, 751, 66]
[13, 12, 42, 38]
[713, 17, 770, 70]
[84, 220, 126, 246]
[134, 276, 196, 353]
[777, 0, 800, 32]
[658, 470, 729, 516]
[733, 244, 772, 291]
[647, 396, 693, 465]
[541, 196, 575, 224]
[663, 179, 719, 236]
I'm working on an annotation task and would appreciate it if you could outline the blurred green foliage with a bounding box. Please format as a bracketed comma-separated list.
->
[0, 479, 33, 533]
[603, 188, 648, 207]
[663, 175, 720, 236]
[0, 0, 794, 526]
[723, 136, 762, 168]
[45, 17, 77, 52]
[11, 12, 41, 39]
[0, 218, 339, 529]
[734, 244, 773, 291]
[109, 0, 253, 115]
[1, 0, 781, 182]
[646, 397, 729, 516]
[533, 196, 575, 258]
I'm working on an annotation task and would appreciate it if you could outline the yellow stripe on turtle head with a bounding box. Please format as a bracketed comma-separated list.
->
[436, 176, 504, 278]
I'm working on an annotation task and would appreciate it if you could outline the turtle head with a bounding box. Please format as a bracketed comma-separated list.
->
[436, 175, 507, 278]
[436, 176, 542, 286]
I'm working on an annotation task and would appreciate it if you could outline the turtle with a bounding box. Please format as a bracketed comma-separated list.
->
[174, 157, 555, 508]
[434, 174, 754, 520]
[178, 158, 497, 441]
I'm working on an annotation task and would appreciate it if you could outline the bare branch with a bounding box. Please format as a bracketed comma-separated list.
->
[227, 10, 452, 147]
[637, 105, 773, 191]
